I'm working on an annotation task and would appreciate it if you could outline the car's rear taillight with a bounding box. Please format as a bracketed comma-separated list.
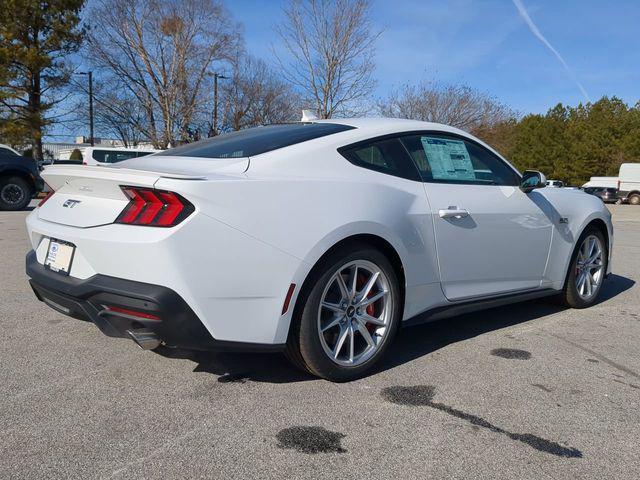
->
[115, 186, 194, 227]
[37, 183, 54, 207]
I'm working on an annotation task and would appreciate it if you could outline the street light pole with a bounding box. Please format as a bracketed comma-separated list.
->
[88, 71, 94, 146]
[76, 71, 94, 146]
[211, 72, 228, 136]
[213, 73, 219, 136]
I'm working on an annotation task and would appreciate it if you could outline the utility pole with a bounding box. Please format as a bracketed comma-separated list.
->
[77, 71, 94, 145]
[88, 71, 94, 146]
[211, 72, 228, 136]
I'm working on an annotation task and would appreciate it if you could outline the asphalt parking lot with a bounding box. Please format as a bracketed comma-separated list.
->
[1, 203, 639, 479]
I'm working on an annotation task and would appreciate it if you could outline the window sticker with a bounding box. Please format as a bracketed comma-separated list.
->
[420, 137, 476, 181]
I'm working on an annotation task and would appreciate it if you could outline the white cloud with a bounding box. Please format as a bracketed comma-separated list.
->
[512, 0, 591, 102]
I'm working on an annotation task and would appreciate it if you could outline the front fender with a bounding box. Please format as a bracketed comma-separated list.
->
[540, 189, 613, 289]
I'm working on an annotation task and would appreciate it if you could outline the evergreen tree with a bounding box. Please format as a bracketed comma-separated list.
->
[479, 97, 640, 185]
[0, 0, 85, 160]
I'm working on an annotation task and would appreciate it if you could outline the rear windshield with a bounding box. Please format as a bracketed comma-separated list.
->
[158, 123, 355, 159]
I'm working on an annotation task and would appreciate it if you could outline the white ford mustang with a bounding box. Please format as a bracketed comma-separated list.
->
[26, 118, 613, 381]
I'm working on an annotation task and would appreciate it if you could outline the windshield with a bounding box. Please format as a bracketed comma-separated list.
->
[157, 123, 355, 159]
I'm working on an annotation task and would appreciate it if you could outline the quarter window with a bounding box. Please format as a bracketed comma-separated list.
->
[399, 134, 519, 186]
[339, 137, 421, 181]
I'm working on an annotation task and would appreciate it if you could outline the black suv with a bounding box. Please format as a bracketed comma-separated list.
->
[0, 150, 44, 211]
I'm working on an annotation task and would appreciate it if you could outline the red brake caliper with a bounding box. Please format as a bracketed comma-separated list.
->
[357, 272, 377, 333]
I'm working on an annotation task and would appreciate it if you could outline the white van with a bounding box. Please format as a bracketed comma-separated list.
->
[618, 163, 640, 205]
[582, 176, 619, 189]
[83, 147, 160, 166]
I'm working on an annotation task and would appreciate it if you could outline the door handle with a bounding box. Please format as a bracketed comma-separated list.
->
[438, 207, 469, 219]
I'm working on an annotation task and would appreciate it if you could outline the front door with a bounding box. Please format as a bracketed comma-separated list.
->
[398, 133, 553, 301]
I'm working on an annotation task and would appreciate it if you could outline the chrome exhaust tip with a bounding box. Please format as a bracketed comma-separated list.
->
[126, 328, 161, 350]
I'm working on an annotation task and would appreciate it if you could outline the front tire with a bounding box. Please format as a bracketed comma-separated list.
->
[286, 244, 402, 382]
[628, 193, 640, 206]
[559, 227, 608, 308]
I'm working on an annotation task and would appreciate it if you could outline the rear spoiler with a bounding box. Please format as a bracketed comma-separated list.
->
[41, 164, 206, 191]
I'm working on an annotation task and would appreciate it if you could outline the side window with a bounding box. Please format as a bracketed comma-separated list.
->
[92, 150, 108, 163]
[399, 134, 520, 186]
[339, 137, 421, 181]
[110, 152, 138, 163]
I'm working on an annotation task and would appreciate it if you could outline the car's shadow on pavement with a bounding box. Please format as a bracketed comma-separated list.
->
[154, 274, 634, 384]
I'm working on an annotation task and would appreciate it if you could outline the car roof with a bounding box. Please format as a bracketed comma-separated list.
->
[305, 117, 514, 171]
[86, 146, 159, 152]
[314, 117, 468, 136]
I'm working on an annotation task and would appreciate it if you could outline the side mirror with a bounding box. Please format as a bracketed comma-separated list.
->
[520, 170, 546, 193]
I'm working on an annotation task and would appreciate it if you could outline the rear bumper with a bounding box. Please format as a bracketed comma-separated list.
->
[26, 250, 284, 352]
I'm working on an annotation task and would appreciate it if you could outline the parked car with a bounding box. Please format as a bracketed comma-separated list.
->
[546, 179, 564, 188]
[0, 143, 21, 156]
[0, 149, 43, 210]
[82, 147, 159, 166]
[25, 119, 613, 381]
[584, 186, 618, 203]
[617, 163, 640, 205]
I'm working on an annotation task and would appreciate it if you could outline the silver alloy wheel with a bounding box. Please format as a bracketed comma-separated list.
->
[575, 234, 605, 300]
[1, 183, 25, 205]
[317, 259, 393, 366]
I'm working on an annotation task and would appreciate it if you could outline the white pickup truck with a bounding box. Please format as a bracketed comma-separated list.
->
[618, 163, 640, 205]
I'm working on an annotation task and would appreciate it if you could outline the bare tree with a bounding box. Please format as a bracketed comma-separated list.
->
[378, 81, 516, 134]
[275, 0, 379, 118]
[91, 88, 149, 147]
[86, 0, 241, 148]
[68, 77, 149, 147]
[220, 56, 301, 131]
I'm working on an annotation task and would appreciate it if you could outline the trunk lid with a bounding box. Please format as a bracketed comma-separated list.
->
[37, 161, 220, 228]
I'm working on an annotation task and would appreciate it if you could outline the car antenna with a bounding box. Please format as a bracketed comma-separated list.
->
[301, 110, 318, 122]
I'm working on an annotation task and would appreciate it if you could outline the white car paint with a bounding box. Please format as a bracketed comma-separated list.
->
[26, 118, 613, 346]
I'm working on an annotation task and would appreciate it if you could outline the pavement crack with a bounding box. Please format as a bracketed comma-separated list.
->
[531, 383, 554, 393]
[104, 425, 205, 478]
[546, 332, 640, 379]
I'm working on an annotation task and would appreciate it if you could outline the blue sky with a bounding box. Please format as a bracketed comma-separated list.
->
[231, 0, 640, 114]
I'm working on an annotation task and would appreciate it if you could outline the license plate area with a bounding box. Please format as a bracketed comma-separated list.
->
[44, 238, 76, 276]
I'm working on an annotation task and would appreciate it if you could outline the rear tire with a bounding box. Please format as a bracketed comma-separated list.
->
[559, 227, 608, 309]
[286, 243, 402, 382]
[628, 193, 640, 205]
[0, 176, 33, 211]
